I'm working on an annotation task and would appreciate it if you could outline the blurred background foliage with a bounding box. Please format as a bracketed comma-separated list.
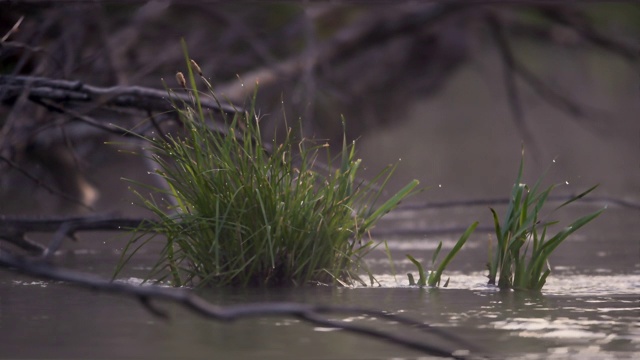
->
[0, 1, 638, 214]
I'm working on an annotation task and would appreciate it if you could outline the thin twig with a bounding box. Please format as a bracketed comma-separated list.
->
[372, 225, 495, 238]
[1, 16, 24, 42]
[539, 6, 640, 62]
[0, 155, 91, 210]
[394, 195, 640, 212]
[512, 59, 585, 117]
[29, 97, 148, 138]
[486, 12, 539, 156]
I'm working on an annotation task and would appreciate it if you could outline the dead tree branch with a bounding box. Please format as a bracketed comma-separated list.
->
[0, 74, 241, 144]
[0, 75, 239, 116]
[0, 74, 243, 208]
[0, 251, 485, 359]
[214, 3, 464, 101]
[0, 215, 153, 255]
[486, 12, 539, 155]
[538, 6, 640, 62]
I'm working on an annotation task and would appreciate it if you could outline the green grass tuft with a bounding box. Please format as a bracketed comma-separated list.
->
[487, 149, 605, 291]
[406, 221, 478, 287]
[117, 43, 419, 287]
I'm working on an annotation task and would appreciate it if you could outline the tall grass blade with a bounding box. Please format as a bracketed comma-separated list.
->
[487, 149, 604, 290]
[117, 50, 418, 287]
[428, 221, 478, 287]
[406, 254, 427, 287]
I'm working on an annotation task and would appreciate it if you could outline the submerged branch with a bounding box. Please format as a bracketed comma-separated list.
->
[0, 252, 484, 359]
[394, 195, 640, 212]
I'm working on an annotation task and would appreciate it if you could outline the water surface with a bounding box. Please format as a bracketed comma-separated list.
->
[1, 235, 637, 359]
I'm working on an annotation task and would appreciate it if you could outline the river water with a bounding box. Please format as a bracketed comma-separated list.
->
[1, 205, 638, 360]
[1, 4, 638, 358]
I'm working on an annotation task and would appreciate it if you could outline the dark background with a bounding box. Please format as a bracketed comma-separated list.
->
[1, 1, 638, 217]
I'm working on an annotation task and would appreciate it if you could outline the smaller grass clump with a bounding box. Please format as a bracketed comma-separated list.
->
[487, 150, 605, 291]
[118, 51, 418, 287]
[406, 221, 478, 287]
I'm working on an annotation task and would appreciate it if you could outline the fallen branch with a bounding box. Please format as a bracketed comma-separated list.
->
[0, 75, 239, 116]
[0, 252, 485, 359]
[0, 215, 153, 255]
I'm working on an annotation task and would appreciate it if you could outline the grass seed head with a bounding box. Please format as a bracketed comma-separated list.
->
[176, 72, 187, 88]
[190, 59, 203, 76]
[119, 53, 419, 287]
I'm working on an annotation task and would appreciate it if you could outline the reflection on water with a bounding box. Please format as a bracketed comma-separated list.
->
[372, 273, 640, 297]
[1, 206, 637, 359]
[1, 260, 638, 359]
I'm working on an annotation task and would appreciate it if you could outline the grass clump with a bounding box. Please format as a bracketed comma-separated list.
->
[406, 221, 478, 287]
[118, 52, 418, 287]
[487, 150, 605, 291]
